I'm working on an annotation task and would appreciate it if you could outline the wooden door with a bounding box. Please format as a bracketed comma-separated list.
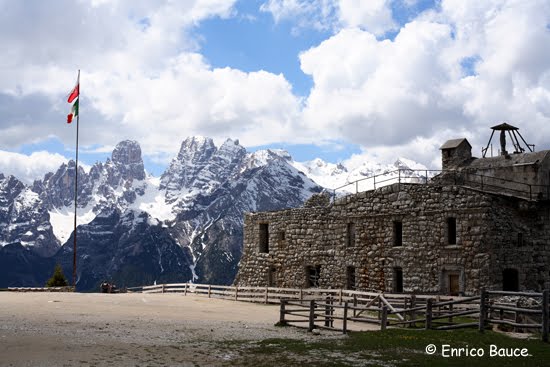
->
[449, 274, 459, 296]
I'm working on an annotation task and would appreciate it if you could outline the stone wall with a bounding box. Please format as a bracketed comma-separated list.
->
[235, 183, 550, 295]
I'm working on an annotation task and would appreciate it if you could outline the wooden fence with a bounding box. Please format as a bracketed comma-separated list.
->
[278, 289, 550, 341]
[127, 283, 457, 307]
[5, 286, 75, 292]
[128, 283, 550, 341]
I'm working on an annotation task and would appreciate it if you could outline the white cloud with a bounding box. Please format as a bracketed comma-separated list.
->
[338, 0, 396, 35]
[0, 151, 69, 184]
[0, 0, 302, 157]
[295, 0, 550, 167]
[0, 0, 549, 173]
[260, 0, 396, 35]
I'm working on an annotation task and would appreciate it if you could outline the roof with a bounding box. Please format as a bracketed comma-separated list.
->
[440, 138, 471, 150]
[467, 150, 550, 170]
[490, 122, 519, 131]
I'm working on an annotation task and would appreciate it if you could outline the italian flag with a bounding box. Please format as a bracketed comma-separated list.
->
[67, 99, 79, 124]
[67, 74, 79, 124]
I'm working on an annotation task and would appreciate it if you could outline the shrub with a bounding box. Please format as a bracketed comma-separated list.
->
[46, 264, 69, 287]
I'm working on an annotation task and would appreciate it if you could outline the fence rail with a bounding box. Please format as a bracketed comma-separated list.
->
[331, 168, 550, 201]
[128, 283, 550, 341]
[277, 289, 550, 341]
[5, 286, 75, 292]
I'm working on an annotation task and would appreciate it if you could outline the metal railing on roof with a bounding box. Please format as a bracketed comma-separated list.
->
[331, 169, 550, 202]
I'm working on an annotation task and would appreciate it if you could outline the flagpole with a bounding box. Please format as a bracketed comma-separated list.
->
[72, 69, 80, 289]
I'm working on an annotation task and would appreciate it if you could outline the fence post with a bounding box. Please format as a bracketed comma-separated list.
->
[265, 287, 269, 304]
[515, 300, 521, 333]
[425, 298, 433, 330]
[409, 295, 416, 328]
[308, 300, 316, 332]
[162, 284, 165, 294]
[234, 286, 238, 301]
[208, 285, 211, 298]
[479, 289, 487, 333]
[343, 302, 348, 334]
[381, 306, 388, 331]
[542, 289, 549, 342]
[398, 169, 401, 191]
[279, 299, 287, 326]
[184, 283, 188, 296]
[331, 296, 335, 327]
[339, 289, 343, 305]
[299, 288, 303, 302]
[353, 294, 357, 317]
[325, 296, 330, 327]
[449, 303, 454, 324]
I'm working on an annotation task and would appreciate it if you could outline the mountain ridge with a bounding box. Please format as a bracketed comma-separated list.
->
[0, 138, 426, 289]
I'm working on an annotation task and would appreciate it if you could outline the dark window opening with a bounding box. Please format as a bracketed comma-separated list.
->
[448, 274, 460, 296]
[346, 266, 356, 290]
[447, 217, 457, 245]
[259, 223, 269, 253]
[393, 267, 403, 293]
[268, 267, 277, 287]
[393, 221, 403, 247]
[278, 231, 285, 241]
[517, 232, 524, 246]
[306, 265, 321, 288]
[503, 268, 519, 291]
[346, 222, 356, 247]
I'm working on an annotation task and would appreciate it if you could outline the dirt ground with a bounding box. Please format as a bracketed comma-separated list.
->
[0, 292, 354, 366]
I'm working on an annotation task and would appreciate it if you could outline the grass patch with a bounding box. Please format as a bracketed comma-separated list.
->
[224, 329, 550, 367]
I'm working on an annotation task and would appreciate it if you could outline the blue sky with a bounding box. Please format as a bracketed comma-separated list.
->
[0, 0, 549, 182]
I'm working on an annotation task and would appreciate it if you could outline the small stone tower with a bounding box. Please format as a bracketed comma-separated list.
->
[440, 138, 472, 170]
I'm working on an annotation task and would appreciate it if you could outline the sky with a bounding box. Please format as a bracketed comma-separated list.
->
[0, 0, 549, 183]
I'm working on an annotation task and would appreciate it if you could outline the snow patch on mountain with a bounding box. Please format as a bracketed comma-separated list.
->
[49, 204, 96, 244]
[129, 176, 176, 222]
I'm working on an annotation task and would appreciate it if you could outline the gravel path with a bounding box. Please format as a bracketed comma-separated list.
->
[0, 292, 354, 366]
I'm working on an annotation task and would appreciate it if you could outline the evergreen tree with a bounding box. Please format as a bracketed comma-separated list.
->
[45, 264, 69, 287]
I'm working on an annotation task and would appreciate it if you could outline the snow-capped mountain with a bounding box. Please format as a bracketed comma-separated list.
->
[0, 136, 429, 289]
[0, 138, 322, 289]
[0, 174, 58, 257]
[292, 156, 430, 193]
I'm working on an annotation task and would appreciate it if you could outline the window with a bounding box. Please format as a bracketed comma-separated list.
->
[393, 221, 402, 247]
[503, 268, 519, 291]
[346, 222, 356, 247]
[346, 266, 356, 290]
[447, 217, 457, 245]
[393, 267, 403, 293]
[517, 232, 524, 246]
[268, 267, 277, 287]
[259, 223, 269, 253]
[306, 265, 321, 288]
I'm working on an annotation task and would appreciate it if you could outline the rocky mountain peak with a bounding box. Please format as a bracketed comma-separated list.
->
[217, 138, 247, 160]
[177, 136, 216, 162]
[111, 140, 145, 181]
[112, 140, 142, 164]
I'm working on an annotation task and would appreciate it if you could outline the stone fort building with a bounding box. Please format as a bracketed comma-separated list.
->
[235, 125, 550, 295]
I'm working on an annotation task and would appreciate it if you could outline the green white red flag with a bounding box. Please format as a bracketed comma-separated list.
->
[67, 99, 79, 124]
[67, 74, 80, 124]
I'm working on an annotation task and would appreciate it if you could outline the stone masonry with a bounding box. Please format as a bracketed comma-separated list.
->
[235, 136, 550, 295]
